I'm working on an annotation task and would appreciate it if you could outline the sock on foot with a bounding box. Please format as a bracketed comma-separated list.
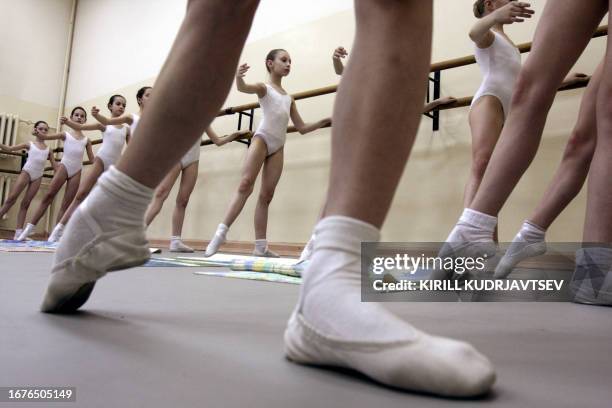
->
[170, 236, 194, 253]
[494, 221, 546, 279]
[284, 216, 496, 397]
[13, 229, 23, 241]
[41, 166, 153, 313]
[17, 223, 35, 241]
[48, 223, 65, 243]
[298, 233, 316, 263]
[205, 224, 227, 257]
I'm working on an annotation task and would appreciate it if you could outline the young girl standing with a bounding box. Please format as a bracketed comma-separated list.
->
[18, 107, 95, 240]
[48, 95, 130, 242]
[0, 121, 57, 239]
[205, 49, 330, 257]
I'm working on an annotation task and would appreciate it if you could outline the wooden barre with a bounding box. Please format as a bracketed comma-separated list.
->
[218, 25, 607, 116]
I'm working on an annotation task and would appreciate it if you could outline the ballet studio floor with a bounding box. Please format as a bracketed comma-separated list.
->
[1, 250, 611, 408]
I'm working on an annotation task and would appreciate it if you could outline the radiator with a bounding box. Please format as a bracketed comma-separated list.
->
[0, 113, 19, 210]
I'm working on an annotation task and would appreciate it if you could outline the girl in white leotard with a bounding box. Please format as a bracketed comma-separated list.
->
[48, 95, 130, 242]
[92, 86, 151, 141]
[205, 49, 330, 258]
[465, 1, 584, 242]
[18, 107, 95, 241]
[0, 121, 57, 239]
[145, 127, 249, 252]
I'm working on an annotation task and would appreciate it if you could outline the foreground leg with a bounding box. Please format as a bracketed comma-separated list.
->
[41, 0, 260, 313]
[284, 0, 495, 397]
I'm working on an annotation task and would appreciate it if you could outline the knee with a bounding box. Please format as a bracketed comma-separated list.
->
[258, 189, 275, 205]
[563, 128, 596, 161]
[154, 187, 171, 201]
[512, 69, 554, 108]
[42, 193, 54, 205]
[74, 191, 87, 202]
[238, 177, 255, 196]
[175, 194, 190, 209]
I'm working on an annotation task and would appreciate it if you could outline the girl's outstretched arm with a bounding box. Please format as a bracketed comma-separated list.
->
[63, 116, 105, 132]
[289, 101, 331, 135]
[0, 142, 29, 152]
[235, 63, 266, 97]
[91, 106, 134, 126]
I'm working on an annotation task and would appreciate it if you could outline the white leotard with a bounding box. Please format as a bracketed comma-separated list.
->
[254, 84, 292, 155]
[97, 125, 128, 170]
[471, 31, 521, 118]
[22, 142, 49, 181]
[180, 140, 201, 169]
[60, 131, 88, 178]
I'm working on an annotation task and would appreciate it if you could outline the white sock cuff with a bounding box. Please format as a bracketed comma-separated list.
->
[99, 166, 154, 207]
[217, 223, 229, 233]
[171, 236, 181, 241]
[26, 223, 34, 228]
[523, 220, 546, 234]
[314, 216, 380, 255]
[460, 208, 497, 231]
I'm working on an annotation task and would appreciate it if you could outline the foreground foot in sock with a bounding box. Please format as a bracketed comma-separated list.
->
[570, 247, 612, 306]
[48, 223, 65, 243]
[205, 224, 227, 257]
[284, 216, 496, 397]
[169, 239, 194, 253]
[495, 221, 546, 279]
[17, 223, 35, 241]
[297, 234, 315, 264]
[41, 167, 153, 313]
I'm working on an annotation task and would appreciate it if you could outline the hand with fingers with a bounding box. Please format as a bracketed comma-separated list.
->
[493, 1, 535, 25]
[236, 63, 250, 78]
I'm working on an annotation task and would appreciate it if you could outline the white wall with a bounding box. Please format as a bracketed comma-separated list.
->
[66, 0, 352, 106]
[0, 0, 72, 109]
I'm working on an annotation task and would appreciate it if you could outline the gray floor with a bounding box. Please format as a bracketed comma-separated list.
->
[1, 252, 611, 408]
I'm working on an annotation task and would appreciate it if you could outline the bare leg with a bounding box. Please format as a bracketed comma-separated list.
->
[56, 172, 81, 224]
[16, 177, 43, 229]
[43, 0, 261, 313]
[470, 0, 608, 216]
[145, 164, 181, 226]
[286, 0, 494, 398]
[530, 62, 602, 229]
[584, 21, 612, 243]
[59, 158, 105, 225]
[463, 97, 504, 209]
[172, 161, 198, 237]
[28, 164, 68, 226]
[221, 137, 267, 227]
[0, 172, 29, 218]
[254, 148, 283, 240]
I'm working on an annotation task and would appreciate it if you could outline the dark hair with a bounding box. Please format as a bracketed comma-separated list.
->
[473, 0, 486, 18]
[265, 49, 287, 73]
[70, 106, 87, 119]
[34, 120, 48, 129]
[136, 86, 152, 106]
[107, 94, 126, 111]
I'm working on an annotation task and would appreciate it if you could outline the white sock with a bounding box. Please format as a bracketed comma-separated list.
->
[205, 223, 228, 257]
[297, 233, 316, 263]
[17, 223, 35, 241]
[571, 247, 612, 305]
[13, 229, 23, 240]
[169, 236, 194, 253]
[48, 223, 65, 243]
[41, 166, 153, 313]
[255, 239, 267, 253]
[495, 221, 546, 279]
[285, 216, 495, 396]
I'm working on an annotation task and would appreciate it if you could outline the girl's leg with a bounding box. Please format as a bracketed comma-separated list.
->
[56, 172, 82, 224]
[171, 162, 198, 237]
[495, 64, 602, 279]
[58, 158, 105, 225]
[0, 172, 30, 219]
[145, 164, 181, 226]
[286, 0, 494, 397]
[16, 177, 43, 230]
[253, 148, 283, 255]
[572, 17, 612, 305]
[205, 137, 267, 256]
[43, 0, 261, 313]
[470, 0, 608, 216]
[27, 164, 68, 227]
[463, 97, 504, 208]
